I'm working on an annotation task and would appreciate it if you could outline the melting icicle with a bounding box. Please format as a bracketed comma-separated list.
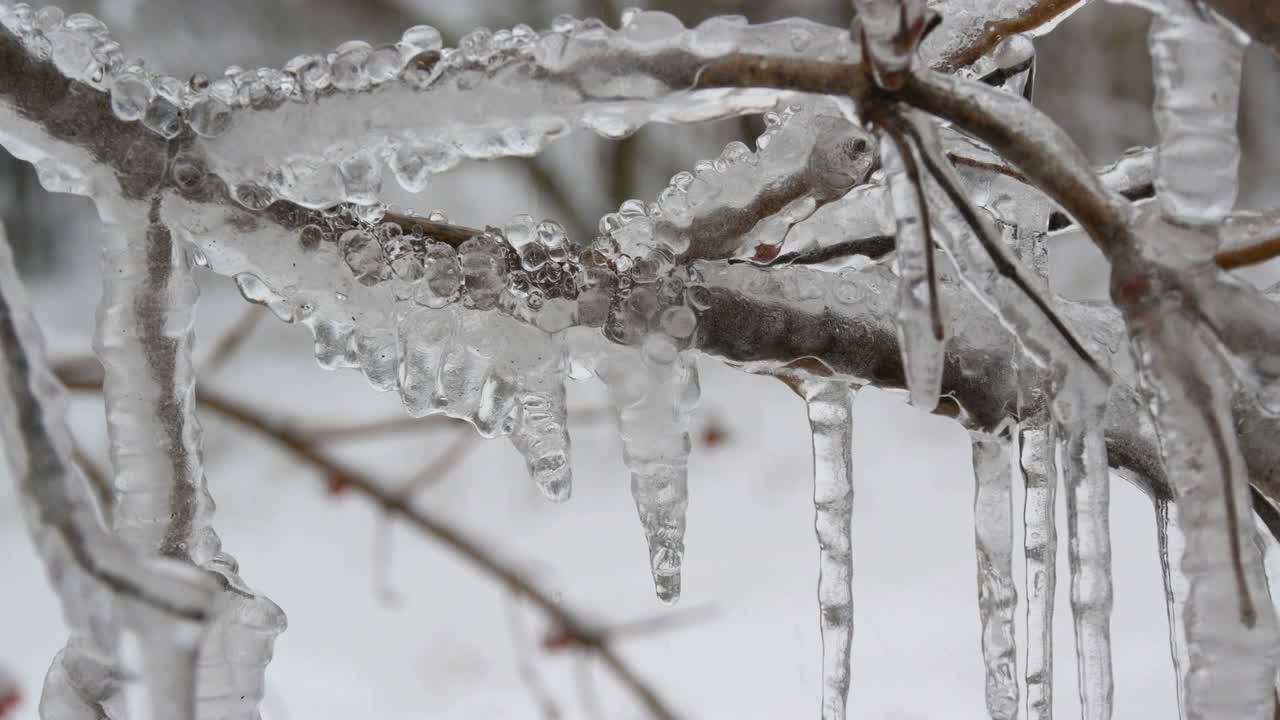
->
[881, 138, 944, 411]
[798, 380, 855, 720]
[1155, 498, 1190, 720]
[1020, 423, 1057, 720]
[94, 211, 284, 719]
[972, 429, 1018, 720]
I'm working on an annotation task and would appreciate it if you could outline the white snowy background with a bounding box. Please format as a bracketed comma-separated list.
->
[2, 1, 1279, 718]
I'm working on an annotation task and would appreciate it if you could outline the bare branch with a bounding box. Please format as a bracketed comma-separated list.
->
[202, 305, 266, 374]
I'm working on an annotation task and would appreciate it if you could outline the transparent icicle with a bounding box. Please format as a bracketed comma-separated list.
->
[1155, 498, 1190, 720]
[881, 139, 944, 411]
[971, 430, 1019, 720]
[1020, 423, 1057, 720]
[593, 338, 698, 603]
[94, 211, 285, 719]
[0, 221, 218, 720]
[800, 380, 855, 720]
[1130, 308, 1280, 720]
[1052, 387, 1114, 720]
[1012, 229, 1057, 720]
[1148, 5, 1247, 225]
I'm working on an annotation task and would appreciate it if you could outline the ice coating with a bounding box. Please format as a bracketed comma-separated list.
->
[94, 212, 285, 719]
[798, 380, 855, 720]
[1148, 4, 1247, 225]
[1155, 498, 1190, 720]
[0, 221, 219, 720]
[971, 430, 1018, 720]
[881, 137, 945, 410]
[605, 100, 876, 264]
[0, 4, 861, 209]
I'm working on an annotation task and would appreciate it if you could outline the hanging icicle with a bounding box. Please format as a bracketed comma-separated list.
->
[1020, 423, 1057, 720]
[972, 429, 1019, 720]
[797, 379, 856, 720]
[1155, 498, 1190, 720]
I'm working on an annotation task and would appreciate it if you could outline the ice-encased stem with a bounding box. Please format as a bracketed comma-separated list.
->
[1052, 388, 1113, 720]
[1155, 498, 1190, 720]
[802, 381, 855, 720]
[1148, 6, 1246, 225]
[1020, 424, 1057, 720]
[1131, 310, 1279, 720]
[0, 221, 217, 719]
[972, 430, 1018, 720]
[94, 208, 284, 718]
[881, 137, 944, 411]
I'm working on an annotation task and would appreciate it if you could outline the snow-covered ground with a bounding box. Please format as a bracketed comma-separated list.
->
[2, 256, 1182, 719]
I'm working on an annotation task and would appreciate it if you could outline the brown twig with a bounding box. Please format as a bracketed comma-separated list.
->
[506, 592, 565, 720]
[203, 305, 266, 373]
[1214, 234, 1280, 271]
[56, 368, 677, 720]
[935, 0, 1087, 71]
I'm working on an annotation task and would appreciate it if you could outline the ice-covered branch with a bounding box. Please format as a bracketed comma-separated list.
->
[0, 222, 220, 718]
[95, 203, 285, 719]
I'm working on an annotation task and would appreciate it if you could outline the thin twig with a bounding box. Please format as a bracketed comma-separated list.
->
[202, 304, 265, 374]
[936, 0, 1088, 71]
[506, 592, 565, 720]
[898, 113, 1105, 377]
[369, 428, 479, 605]
[56, 369, 678, 720]
[1215, 234, 1280, 271]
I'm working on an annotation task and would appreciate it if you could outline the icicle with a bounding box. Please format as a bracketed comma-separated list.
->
[0, 221, 218, 719]
[797, 380, 855, 720]
[972, 429, 1019, 720]
[1155, 498, 1190, 720]
[94, 209, 284, 719]
[591, 337, 698, 604]
[1051, 385, 1114, 720]
[1009, 226, 1057, 720]
[880, 138, 944, 411]
[1020, 423, 1057, 720]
